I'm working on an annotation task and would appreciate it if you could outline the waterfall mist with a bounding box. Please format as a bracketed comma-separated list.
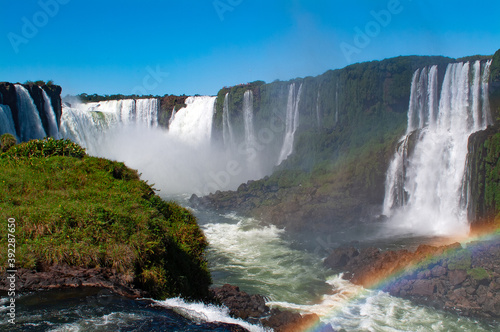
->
[60, 97, 278, 196]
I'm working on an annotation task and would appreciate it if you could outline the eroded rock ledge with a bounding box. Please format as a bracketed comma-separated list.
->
[0, 264, 145, 299]
[324, 237, 500, 319]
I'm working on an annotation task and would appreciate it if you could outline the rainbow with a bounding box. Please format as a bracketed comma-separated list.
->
[270, 224, 500, 332]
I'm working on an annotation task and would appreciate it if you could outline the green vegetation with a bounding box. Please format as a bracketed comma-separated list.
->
[1, 133, 17, 152]
[76, 93, 158, 103]
[0, 139, 211, 300]
[467, 267, 490, 281]
[24, 80, 55, 87]
[447, 251, 472, 271]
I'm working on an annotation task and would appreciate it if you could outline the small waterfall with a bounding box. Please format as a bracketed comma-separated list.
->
[0, 105, 17, 139]
[243, 90, 256, 151]
[277, 83, 302, 165]
[382, 60, 493, 235]
[316, 90, 321, 127]
[222, 93, 235, 151]
[136, 98, 158, 127]
[14, 84, 47, 141]
[169, 107, 176, 126]
[168, 96, 216, 147]
[41, 89, 60, 139]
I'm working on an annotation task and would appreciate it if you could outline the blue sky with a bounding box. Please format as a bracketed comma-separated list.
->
[1, 0, 499, 96]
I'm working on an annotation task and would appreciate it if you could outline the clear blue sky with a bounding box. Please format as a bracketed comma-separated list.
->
[1, 0, 499, 96]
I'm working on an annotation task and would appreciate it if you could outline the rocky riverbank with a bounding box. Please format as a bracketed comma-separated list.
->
[324, 236, 500, 319]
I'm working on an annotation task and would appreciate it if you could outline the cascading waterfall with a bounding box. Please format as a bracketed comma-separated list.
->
[136, 98, 158, 127]
[0, 105, 17, 139]
[277, 83, 302, 165]
[383, 60, 492, 235]
[14, 84, 47, 141]
[169, 106, 176, 126]
[41, 89, 60, 139]
[168, 96, 216, 147]
[222, 92, 235, 151]
[60, 98, 159, 153]
[243, 90, 256, 151]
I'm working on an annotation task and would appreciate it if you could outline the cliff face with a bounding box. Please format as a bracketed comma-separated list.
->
[467, 49, 500, 229]
[0, 82, 63, 139]
[194, 56, 456, 231]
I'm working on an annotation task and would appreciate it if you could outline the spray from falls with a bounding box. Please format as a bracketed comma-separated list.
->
[383, 60, 492, 236]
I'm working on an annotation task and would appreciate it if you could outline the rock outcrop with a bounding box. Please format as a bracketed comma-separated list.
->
[211, 284, 324, 332]
[324, 237, 500, 318]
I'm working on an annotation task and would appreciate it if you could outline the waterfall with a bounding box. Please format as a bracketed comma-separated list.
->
[0, 105, 17, 139]
[277, 83, 302, 165]
[60, 98, 159, 152]
[41, 89, 60, 139]
[243, 90, 256, 151]
[169, 107, 176, 126]
[382, 60, 493, 236]
[136, 98, 158, 127]
[15, 84, 47, 141]
[222, 92, 235, 151]
[168, 96, 216, 147]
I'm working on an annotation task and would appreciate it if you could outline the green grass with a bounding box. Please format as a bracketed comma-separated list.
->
[0, 138, 211, 300]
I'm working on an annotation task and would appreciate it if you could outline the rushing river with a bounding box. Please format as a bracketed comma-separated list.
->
[1, 200, 498, 331]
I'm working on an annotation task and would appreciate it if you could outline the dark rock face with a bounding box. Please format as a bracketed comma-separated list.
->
[0, 82, 20, 134]
[211, 284, 324, 331]
[324, 238, 500, 319]
[0, 264, 144, 299]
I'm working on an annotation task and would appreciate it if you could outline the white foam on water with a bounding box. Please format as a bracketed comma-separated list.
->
[157, 297, 270, 332]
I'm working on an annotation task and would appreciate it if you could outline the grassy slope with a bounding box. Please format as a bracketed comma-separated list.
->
[0, 138, 211, 300]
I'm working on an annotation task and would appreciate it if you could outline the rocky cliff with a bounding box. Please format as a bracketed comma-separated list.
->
[467, 49, 500, 230]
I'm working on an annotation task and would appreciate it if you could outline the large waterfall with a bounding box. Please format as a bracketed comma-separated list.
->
[60, 98, 159, 153]
[15, 84, 47, 141]
[168, 96, 216, 147]
[383, 60, 492, 236]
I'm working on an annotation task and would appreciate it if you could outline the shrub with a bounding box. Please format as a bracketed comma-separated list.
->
[1, 133, 17, 152]
[4, 137, 86, 159]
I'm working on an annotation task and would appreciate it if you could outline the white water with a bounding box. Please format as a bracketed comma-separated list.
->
[243, 90, 257, 153]
[168, 96, 216, 147]
[277, 83, 302, 165]
[156, 297, 269, 332]
[222, 92, 235, 151]
[383, 60, 492, 236]
[15, 84, 47, 141]
[190, 208, 494, 332]
[41, 89, 60, 139]
[0, 105, 17, 139]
